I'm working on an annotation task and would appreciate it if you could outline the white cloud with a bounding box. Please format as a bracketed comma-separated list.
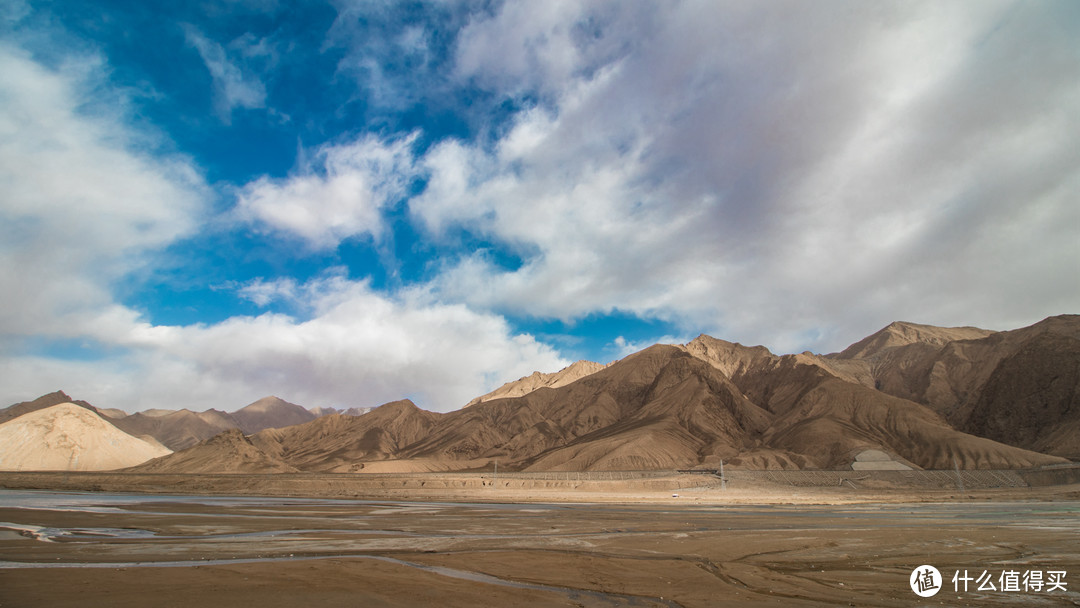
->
[237, 277, 300, 307]
[0, 42, 206, 339]
[13, 275, 567, 413]
[408, 1, 1080, 353]
[237, 133, 418, 249]
[0, 32, 566, 415]
[183, 25, 268, 123]
[4, 1, 1078, 417]
[610, 334, 692, 361]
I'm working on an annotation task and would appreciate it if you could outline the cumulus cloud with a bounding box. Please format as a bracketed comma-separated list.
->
[0, 32, 565, 414]
[29, 274, 567, 413]
[0, 42, 206, 340]
[4, 1, 1078, 416]
[410, 0, 1080, 352]
[237, 133, 418, 249]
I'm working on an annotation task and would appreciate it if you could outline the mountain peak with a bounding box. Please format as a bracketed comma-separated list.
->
[231, 396, 315, 433]
[237, 396, 297, 413]
[464, 360, 608, 408]
[683, 334, 773, 378]
[835, 321, 995, 360]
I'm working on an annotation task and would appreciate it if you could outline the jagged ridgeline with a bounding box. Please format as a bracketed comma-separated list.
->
[2, 315, 1077, 473]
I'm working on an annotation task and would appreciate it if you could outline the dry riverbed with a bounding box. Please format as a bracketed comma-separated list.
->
[1, 481, 1080, 607]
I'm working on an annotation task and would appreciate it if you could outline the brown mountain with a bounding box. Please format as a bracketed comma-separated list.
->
[111, 409, 239, 451]
[824, 314, 1080, 459]
[231, 396, 316, 434]
[249, 400, 441, 472]
[834, 321, 996, 360]
[464, 360, 608, 407]
[682, 334, 1063, 469]
[112, 397, 321, 451]
[54, 315, 1080, 474]
[129, 428, 295, 474]
[158, 348, 776, 473]
[398, 346, 774, 471]
[0, 390, 99, 425]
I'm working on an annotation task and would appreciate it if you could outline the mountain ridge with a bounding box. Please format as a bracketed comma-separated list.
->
[8, 314, 1077, 472]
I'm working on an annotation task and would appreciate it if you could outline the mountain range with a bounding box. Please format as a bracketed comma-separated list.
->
[2, 314, 1077, 473]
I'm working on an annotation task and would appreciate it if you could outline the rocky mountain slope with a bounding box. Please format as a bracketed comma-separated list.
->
[819, 315, 1080, 459]
[12, 315, 1076, 473]
[108, 396, 349, 450]
[141, 319, 1073, 473]
[130, 429, 295, 474]
[464, 360, 609, 407]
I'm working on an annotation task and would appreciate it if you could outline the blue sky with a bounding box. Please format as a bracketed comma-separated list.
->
[1, 0, 1078, 413]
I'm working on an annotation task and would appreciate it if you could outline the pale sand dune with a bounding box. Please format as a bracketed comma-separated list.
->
[0, 403, 171, 471]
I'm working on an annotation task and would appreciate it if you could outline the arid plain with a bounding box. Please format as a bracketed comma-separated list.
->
[1, 479, 1080, 607]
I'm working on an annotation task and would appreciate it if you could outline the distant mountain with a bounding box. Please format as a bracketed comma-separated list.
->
[1, 391, 380, 452]
[310, 406, 373, 417]
[140, 399, 438, 474]
[129, 428, 295, 474]
[111, 397, 326, 450]
[96, 408, 128, 419]
[163, 328, 1066, 473]
[0, 390, 99, 425]
[464, 360, 609, 407]
[0, 403, 170, 471]
[231, 396, 316, 434]
[112, 409, 238, 451]
[832, 321, 996, 360]
[250, 400, 441, 472]
[19, 315, 1080, 473]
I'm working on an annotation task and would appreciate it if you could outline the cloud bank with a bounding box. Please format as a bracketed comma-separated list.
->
[2, 1, 1078, 413]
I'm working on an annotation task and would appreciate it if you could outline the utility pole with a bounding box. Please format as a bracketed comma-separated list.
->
[494, 459, 498, 489]
[720, 459, 726, 490]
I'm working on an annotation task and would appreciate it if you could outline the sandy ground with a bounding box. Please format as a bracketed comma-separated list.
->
[2, 470, 1080, 504]
[1, 475, 1080, 606]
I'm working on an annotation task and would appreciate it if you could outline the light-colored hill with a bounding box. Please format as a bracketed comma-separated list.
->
[464, 360, 608, 407]
[0, 403, 171, 471]
[4, 393, 342, 453]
